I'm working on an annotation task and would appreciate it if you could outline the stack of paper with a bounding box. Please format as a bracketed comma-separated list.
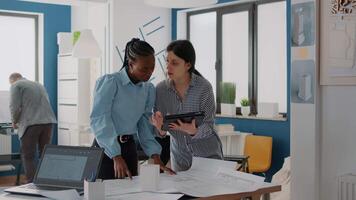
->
[104, 157, 277, 199]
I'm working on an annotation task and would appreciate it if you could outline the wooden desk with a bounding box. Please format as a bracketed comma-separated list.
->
[0, 124, 22, 186]
[199, 184, 281, 200]
[0, 184, 281, 200]
[0, 154, 22, 186]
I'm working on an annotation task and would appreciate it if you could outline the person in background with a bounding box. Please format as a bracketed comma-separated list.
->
[151, 40, 223, 172]
[90, 38, 175, 179]
[9, 73, 57, 183]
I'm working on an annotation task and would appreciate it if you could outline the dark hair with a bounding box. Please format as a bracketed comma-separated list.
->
[166, 40, 202, 76]
[121, 38, 155, 69]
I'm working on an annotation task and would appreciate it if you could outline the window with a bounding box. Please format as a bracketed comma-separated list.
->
[0, 12, 39, 123]
[189, 12, 217, 95]
[257, 1, 287, 113]
[187, 0, 287, 115]
[0, 12, 38, 91]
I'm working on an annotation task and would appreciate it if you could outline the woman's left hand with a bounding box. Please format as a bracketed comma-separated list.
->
[151, 155, 176, 175]
[168, 119, 198, 136]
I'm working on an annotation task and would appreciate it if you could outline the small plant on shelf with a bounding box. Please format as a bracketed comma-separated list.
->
[220, 82, 236, 116]
[220, 82, 236, 104]
[240, 98, 250, 116]
[240, 98, 250, 107]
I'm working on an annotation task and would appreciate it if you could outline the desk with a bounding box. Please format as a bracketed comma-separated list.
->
[0, 123, 14, 136]
[199, 185, 281, 200]
[0, 154, 22, 186]
[0, 184, 281, 200]
[0, 157, 282, 200]
[0, 123, 22, 186]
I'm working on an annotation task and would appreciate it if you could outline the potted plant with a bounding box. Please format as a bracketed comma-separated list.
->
[220, 82, 236, 116]
[240, 98, 250, 116]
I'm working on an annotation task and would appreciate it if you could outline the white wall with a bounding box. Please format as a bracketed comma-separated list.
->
[71, 2, 89, 31]
[290, 1, 320, 200]
[111, 0, 171, 84]
[320, 86, 356, 200]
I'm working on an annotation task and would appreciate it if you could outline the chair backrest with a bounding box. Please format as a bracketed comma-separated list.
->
[244, 135, 273, 173]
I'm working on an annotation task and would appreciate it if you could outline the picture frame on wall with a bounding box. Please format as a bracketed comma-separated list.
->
[320, 0, 356, 85]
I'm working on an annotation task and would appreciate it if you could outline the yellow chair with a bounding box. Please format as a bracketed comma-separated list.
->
[244, 135, 273, 174]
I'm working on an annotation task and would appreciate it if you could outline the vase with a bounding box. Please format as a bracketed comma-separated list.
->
[241, 106, 250, 116]
[221, 103, 236, 116]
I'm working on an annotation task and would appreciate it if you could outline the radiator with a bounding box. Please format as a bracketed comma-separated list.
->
[339, 174, 356, 200]
[0, 134, 11, 155]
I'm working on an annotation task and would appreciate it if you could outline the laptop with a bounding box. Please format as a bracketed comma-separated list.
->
[5, 144, 103, 196]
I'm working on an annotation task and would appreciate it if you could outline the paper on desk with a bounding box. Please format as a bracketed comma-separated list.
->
[190, 157, 237, 173]
[106, 192, 183, 200]
[172, 158, 269, 197]
[177, 156, 237, 180]
[104, 157, 273, 198]
[38, 189, 80, 200]
[105, 175, 179, 197]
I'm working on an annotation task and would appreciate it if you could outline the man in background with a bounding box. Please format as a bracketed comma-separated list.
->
[9, 73, 57, 183]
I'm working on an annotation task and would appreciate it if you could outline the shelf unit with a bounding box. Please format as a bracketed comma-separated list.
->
[57, 32, 94, 146]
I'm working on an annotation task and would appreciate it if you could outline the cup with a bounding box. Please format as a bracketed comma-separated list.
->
[139, 164, 160, 191]
[84, 179, 104, 200]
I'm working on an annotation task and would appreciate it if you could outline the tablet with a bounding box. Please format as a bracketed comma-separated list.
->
[162, 111, 205, 131]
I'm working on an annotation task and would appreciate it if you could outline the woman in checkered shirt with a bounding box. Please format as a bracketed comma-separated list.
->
[151, 40, 223, 172]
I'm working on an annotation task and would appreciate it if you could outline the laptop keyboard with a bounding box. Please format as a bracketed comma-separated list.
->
[22, 184, 67, 191]
[22, 184, 83, 193]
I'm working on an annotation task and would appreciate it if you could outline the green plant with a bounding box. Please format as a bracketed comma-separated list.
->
[220, 82, 236, 104]
[240, 98, 250, 107]
[73, 31, 81, 45]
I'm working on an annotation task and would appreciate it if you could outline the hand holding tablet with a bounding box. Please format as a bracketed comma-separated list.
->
[162, 111, 205, 131]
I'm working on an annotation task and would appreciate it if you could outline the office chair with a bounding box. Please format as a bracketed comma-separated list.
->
[244, 135, 273, 175]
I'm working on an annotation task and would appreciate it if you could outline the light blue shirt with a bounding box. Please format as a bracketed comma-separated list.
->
[90, 69, 161, 158]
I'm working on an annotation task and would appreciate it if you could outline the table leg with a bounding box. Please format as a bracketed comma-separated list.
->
[251, 195, 261, 200]
[262, 193, 270, 200]
[15, 163, 22, 185]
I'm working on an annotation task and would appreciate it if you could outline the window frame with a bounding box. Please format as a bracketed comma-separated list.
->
[186, 0, 286, 116]
[0, 11, 39, 82]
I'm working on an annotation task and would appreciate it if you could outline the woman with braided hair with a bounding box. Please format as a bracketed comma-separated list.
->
[90, 38, 174, 179]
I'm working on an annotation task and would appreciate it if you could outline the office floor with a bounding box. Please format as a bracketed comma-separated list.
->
[0, 175, 26, 187]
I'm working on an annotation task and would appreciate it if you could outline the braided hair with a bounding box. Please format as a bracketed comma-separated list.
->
[121, 38, 155, 69]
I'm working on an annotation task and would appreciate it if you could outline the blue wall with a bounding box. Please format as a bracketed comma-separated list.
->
[0, 0, 70, 175]
[172, 0, 291, 181]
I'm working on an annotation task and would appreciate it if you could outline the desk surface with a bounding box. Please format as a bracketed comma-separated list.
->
[0, 124, 16, 136]
[0, 184, 281, 200]
[199, 185, 281, 200]
[0, 157, 282, 200]
[0, 123, 12, 129]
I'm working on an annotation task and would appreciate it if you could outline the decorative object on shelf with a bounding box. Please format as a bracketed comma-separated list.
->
[291, 2, 315, 47]
[298, 73, 312, 101]
[73, 31, 81, 45]
[72, 29, 101, 59]
[220, 82, 236, 116]
[240, 98, 250, 117]
[257, 102, 279, 118]
[292, 7, 305, 46]
[144, 0, 217, 8]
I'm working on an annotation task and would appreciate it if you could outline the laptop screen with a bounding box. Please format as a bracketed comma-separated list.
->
[33, 145, 103, 189]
